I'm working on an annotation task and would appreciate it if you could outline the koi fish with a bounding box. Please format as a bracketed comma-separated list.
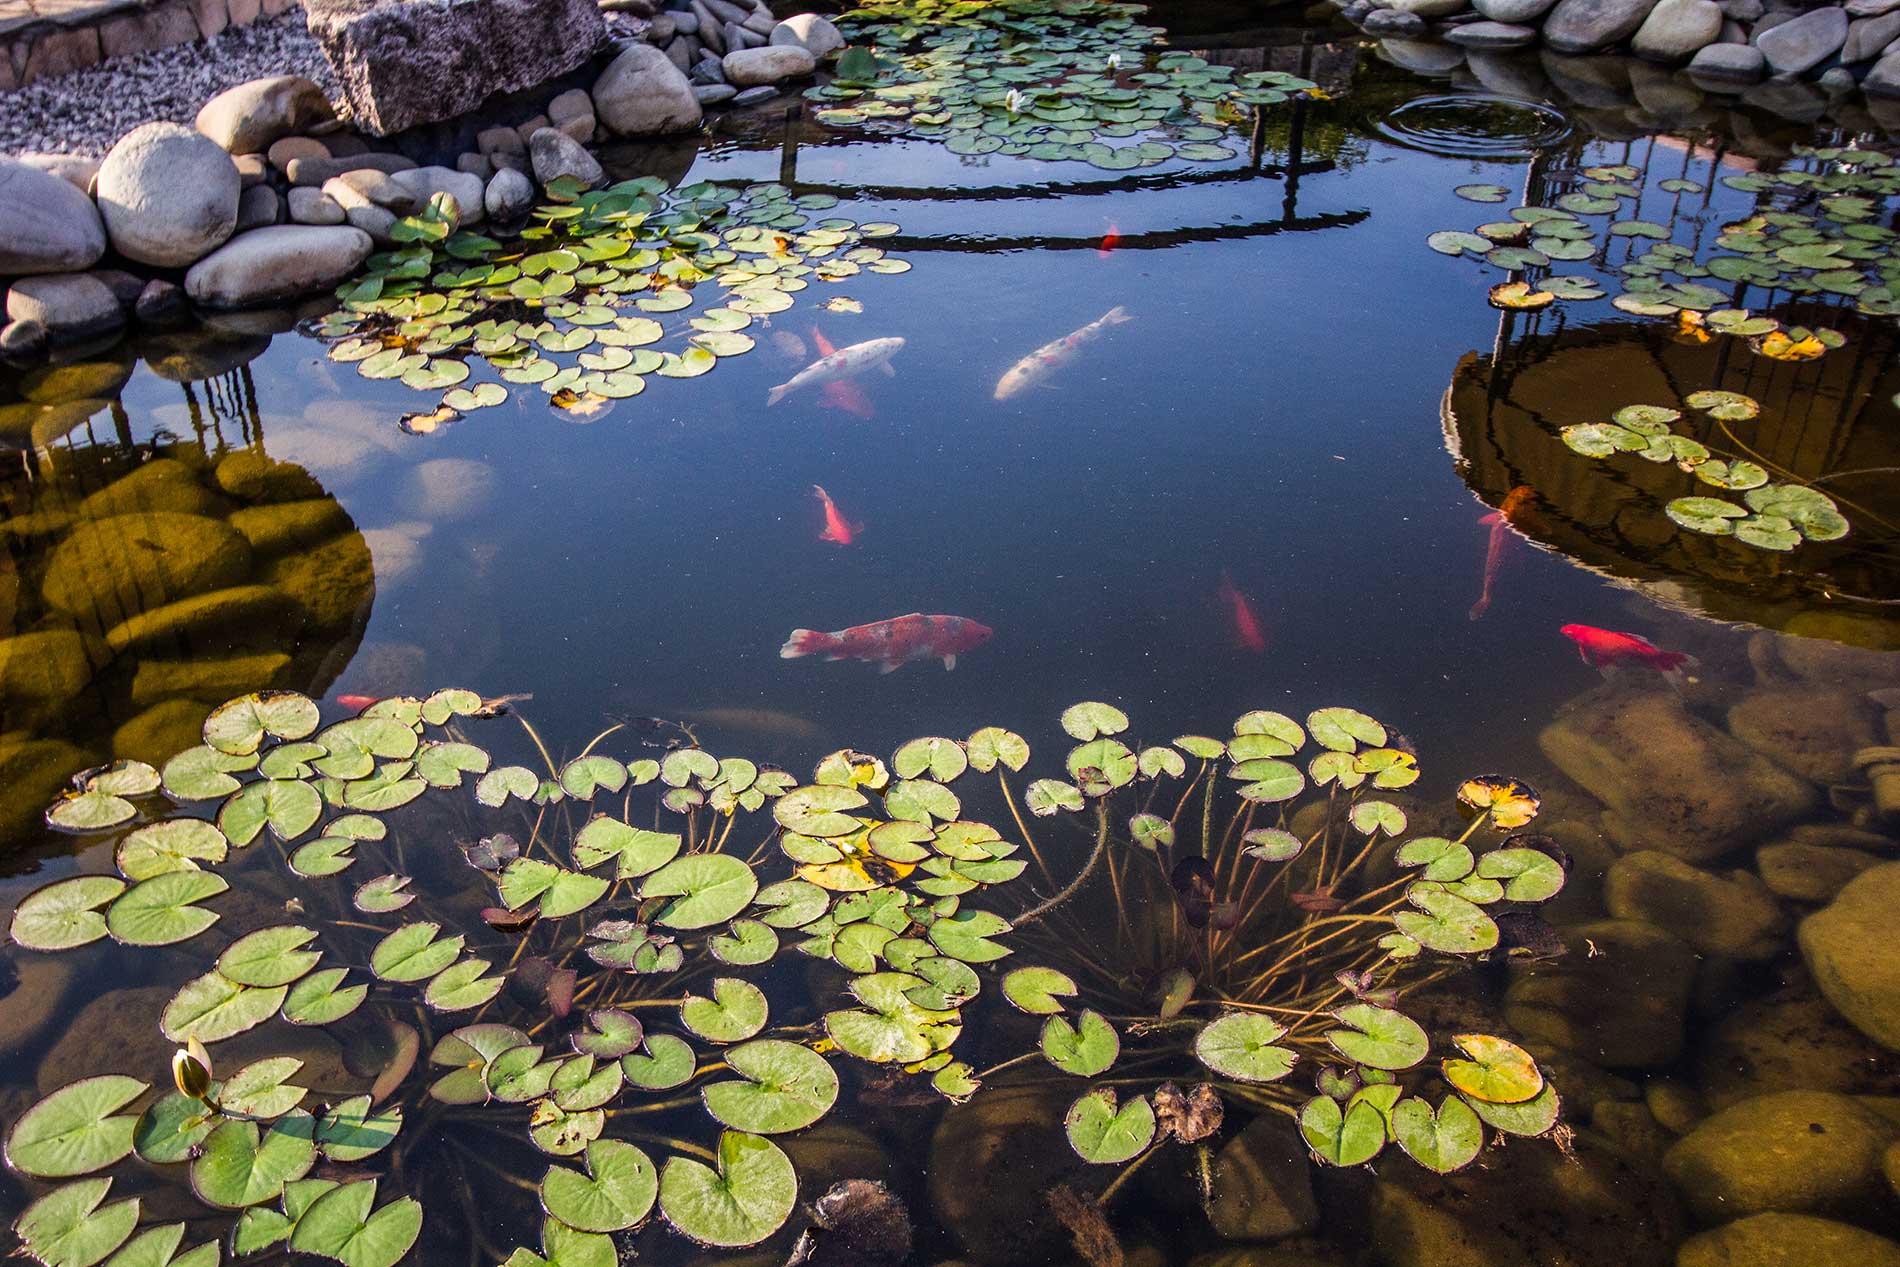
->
[1470, 485, 1534, 621]
[813, 484, 861, 546]
[1217, 570, 1267, 654]
[1098, 223, 1122, 258]
[337, 695, 379, 710]
[993, 306, 1132, 400]
[766, 336, 904, 406]
[1559, 624, 1696, 686]
[781, 613, 993, 673]
[809, 327, 875, 419]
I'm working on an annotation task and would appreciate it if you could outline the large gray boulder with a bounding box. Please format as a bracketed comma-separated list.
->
[95, 122, 241, 268]
[4, 274, 125, 341]
[194, 76, 334, 153]
[527, 128, 604, 188]
[769, 13, 843, 54]
[1544, 0, 1663, 51]
[722, 44, 815, 84]
[1755, 4, 1850, 72]
[183, 225, 373, 308]
[304, 0, 608, 135]
[593, 43, 703, 135]
[0, 159, 108, 275]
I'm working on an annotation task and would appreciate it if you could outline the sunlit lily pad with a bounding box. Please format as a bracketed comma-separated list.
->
[657, 1131, 796, 1249]
[1064, 1087, 1154, 1164]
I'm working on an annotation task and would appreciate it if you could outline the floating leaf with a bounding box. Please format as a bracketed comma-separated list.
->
[13, 1178, 140, 1267]
[11, 876, 125, 950]
[288, 1180, 422, 1267]
[107, 871, 227, 946]
[656, 1132, 797, 1248]
[681, 978, 769, 1043]
[1390, 1094, 1483, 1173]
[203, 693, 320, 756]
[701, 1040, 838, 1134]
[282, 968, 366, 1026]
[1002, 966, 1078, 1014]
[6, 1076, 147, 1179]
[1194, 1012, 1297, 1083]
[219, 780, 322, 846]
[1064, 1087, 1154, 1164]
[642, 855, 759, 929]
[1474, 847, 1564, 902]
[1326, 1004, 1428, 1070]
[219, 925, 320, 988]
[1665, 496, 1747, 536]
[1024, 779, 1085, 816]
[965, 727, 1030, 772]
[1060, 701, 1130, 741]
[1393, 887, 1499, 955]
[371, 922, 466, 982]
[116, 820, 227, 881]
[621, 1035, 696, 1090]
[1041, 1009, 1120, 1076]
[191, 1113, 317, 1208]
[315, 1097, 402, 1162]
[540, 1139, 658, 1233]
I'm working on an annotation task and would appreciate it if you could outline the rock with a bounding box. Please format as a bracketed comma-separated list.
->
[1506, 918, 1698, 1068]
[1679, 1214, 1900, 1267]
[770, 12, 843, 53]
[1819, 63, 1858, 92]
[288, 187, 346, 225]
[731, 84, 779, 104]
[1364, 9, 1430, 32]
[1445, 19, 1540, 44]
[1544, 0, 1665, 51]
[183, 226, 374, 309]
[1868, 46, 1900, 91]
[304, 0, 608, 135]
[691, 55, 728, 83]
[929, 1083, 1082, 1263]
[215, 449, 326, 502]
[17, 152, 100, 191]
[593, 43, 704, 135]
[323, 168, 418, 214]
[1852, 0, 1900, 11]
[1538, 683, 1817, 862]
[1593, 1098, 1675, 1163]
[0, 629, 103, 706]
[228, 498, 351, 555]
[1663, 1090, 1896, 1221]
[233, 154, 271, 188]
[0, 320, 48, 359]
[1722, 0, 1764, 15]
[1690, 40, 1768, 76]
[456, 152, 494, 181]
[0, 954, 77, 1053]
[722, 44, 816, 84]
[103, 584, 303, 655]
[1801, 862, 1900, 1050]
[80, 459, 223, 518]
[112, 697, 212, 763]
[236, 185, 282, 232]
[400, 457, 497, 522]
[1633, 0, 1723, 57]
[1695, 985, 1900, 1109]
[1755, 5, 1850, 73]
[1845, 10, 1900, 57]
[390, 166, 486, 223]
[1757, 842, 1882, 902]
[1647, 1079, 1707, 1133]
[343, 203, 397, 246]
[1206, 1114, 1318, 1241]
[694, 83, 739, 103]
[0, 158, 108, 275]
[42, 511, 253, 630]
[528, 128, 604, 188]
[131, 650, 293, 707]
[135, 279, 188, 325]
[484, 168, 535, 220]
[285, 153, 416, 186]
[5, 274, 126, 342]
[95, 122, 242, 268]
[264, 531, 373, 632]
[267, 135, 330, 172]
[194, 76, 334, 153]
[1603, 851, 1786, 958]
[1474, 0, 1560, 15]
[0, 735, 94, 848]
[548, 87, 595, 125]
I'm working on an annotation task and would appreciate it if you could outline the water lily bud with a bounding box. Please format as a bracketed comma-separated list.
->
[172, 1038, 213, 1102]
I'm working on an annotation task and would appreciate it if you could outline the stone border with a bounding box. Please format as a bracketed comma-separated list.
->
[1, 0, 296, 91]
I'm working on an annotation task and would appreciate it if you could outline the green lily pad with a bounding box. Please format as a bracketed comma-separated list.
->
[641, 855, 759, 929]
[965, 727, 1031, 772]
[1393, 887, 1499, 954]
[107, 871, 227, 946]
[620, 1034, 696, 1090]
[13, 1178, 140, 1267]
[681, 978, 769, 1043]
[1441, 1033, 1544, 1104]
[540, 1139, 658, 1233]
[1464, 1081, 1562, 1136]
[424, 958, 504, 1011]
[1064, 1087, 1154, 1164]
[1390, 1094, 1483, 1173]
[281, 967, 365, 1026]
[288, 1180, 423, 1267]
[1305, 708, 1385, 753]
[1194, 1012, 1297, 1083]
[1326, 1004, 1428, 1070]
[1298, 1093, 1386, 1167]
[498, 859, 610, 919]
[371, 923, 465, 982]
[6, 1076, 147, 1179]
[1060, 701, 1130, 740]
[162, 971, 287, 1043]
[926, 909, 1011, 962]
[116, 819, 228, 881]
[701, 1040, 838, 1134]
[219, 925, 320, 988]
[191, 1112, 317, 1208]
[1474, 847, 1565, 902]
[11, 876, 126, 950]
[656, 1131, 797, 1248]
[1665, 496, 1747, 536]
[315, 1097, 402, 1162]
[1002, 966, 1078, 1014]
[218, 779, 322, 846]
[202, 692, 320, 756]
[1041, 1009, 1119, 1076]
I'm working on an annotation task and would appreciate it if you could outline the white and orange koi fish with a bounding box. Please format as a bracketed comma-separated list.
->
[993, 306, 1131, 400]
[766, 336, 905, 406]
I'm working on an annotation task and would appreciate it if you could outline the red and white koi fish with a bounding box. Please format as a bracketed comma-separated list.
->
[1217, 570, 1267, 654]
[809, 327, 876, 419]
[1098, 223, 1122, 258]
[781, 613, 993, 673]
[1559, 624, 1696, 686]
[767, 335, 904, 406]
[1470, 485, 1535, 621]
[994, 306, 1132, 400]
[337, 695, 379, 710]
[813, 484, 861, 546]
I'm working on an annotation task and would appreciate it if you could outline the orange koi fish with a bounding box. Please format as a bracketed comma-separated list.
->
[1098, 223, 1122, 258]
[813, 484, 861, 546]
[1217, 570, 1267, 654]
[781, 613, 993, 674]
[337, 695, 379, 710]
[1559, 624, 1696, 686]
[1470, 485, 1534, 621]
[807, 327, 877, 419]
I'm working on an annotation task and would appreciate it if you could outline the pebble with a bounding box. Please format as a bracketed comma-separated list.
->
[267, 135, 329, 172]
[693, 83, 740, 103]
[287, 185, 344, 224]
[732, 84, 779, 103]
[286, 152, 416, 186]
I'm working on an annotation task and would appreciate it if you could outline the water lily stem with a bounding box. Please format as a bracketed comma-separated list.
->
[974, 1050, 1043, 1081]
[998, 771, 1056, 888]
[1013, 803, 1111, 928]
[1098, 1140, 1163, 1205]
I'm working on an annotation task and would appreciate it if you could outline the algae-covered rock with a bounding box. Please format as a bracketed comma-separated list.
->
[0, 628, 104, 704]
[1207, 1113, 1318, 1242]
[1538, 683, 1817, 861]
[1506, 918, 1698, 1068]
[263, 531, 373, 633]
[1603, 851, 1787, 959]
[229, 497, 350, 555]
[929, 1081, 1081, 1264]
[214, 448, 326, 502]
[1799, 862, 1900, 1050]
[76, 458, 227, 519]
[0, 733, 95, 848]
[130, 650, 292, 708]
[1727, 688, 1882, 785]
[1757, 843, 1882, 903]
[1679, 1213, 1900, 1267]
[40, 511, 253, 629]
[1765, 631, 1900, 692]
[102, 584, 303, 655]
[1591, 1098, 1674, 1165]
[1664, 1090, 1896, 1223]
[1693, 984, 1900, 1109]
[112, 697, 212, 764]
[0, 954, 76, 1052]
[1645, 1078, 1706, 1134]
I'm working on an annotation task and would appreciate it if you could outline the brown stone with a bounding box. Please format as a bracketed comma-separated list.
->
[189, 0, 228, 38]
[226, 0, 259, 23]
[22, 26, 100, 83]
[267, 135, 329, 172]
[99, 0, 199, 58]
[304, 0, 607, 135]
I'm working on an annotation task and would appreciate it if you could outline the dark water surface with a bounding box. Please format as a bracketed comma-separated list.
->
[6, 14, 1900, 1267]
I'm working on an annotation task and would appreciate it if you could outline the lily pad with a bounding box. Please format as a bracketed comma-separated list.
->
[1064, 1087, 1155, 1164]
[1326, 1004, 1428, 1070]
[656, 1131, 797, 1248]
[107, 871, 228, 947]
[6, 1076, 147, 1179]
[1041, 1009, 1119, 1076]
[1194, 1012, 1297, 1083]
[701, 1040, 838, 1134]
[11, 876, 126, 951]
[681, 978, 769, 1043]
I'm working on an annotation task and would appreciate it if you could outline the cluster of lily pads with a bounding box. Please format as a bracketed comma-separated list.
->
[806, 0, 1317, 170]
[5, 692, 1567, 1267]
[1430, 148, 1900, 353]
[1560, 390, 1850, 552]
[311, 176, 908, 426]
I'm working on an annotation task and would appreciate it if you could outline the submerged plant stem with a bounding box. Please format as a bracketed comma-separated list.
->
[1013, 802, 1111, 928]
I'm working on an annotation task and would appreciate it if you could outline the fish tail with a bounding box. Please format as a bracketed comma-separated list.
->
[767, 384, 790, 407]
[1103, 305, 1132, 325]
[813, 484, 829, 503]
[780, 629, 835, 659]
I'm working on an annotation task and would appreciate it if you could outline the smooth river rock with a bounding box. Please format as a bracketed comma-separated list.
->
[1603, 850, 1786, 958]
[1755, 4, 1850, 73]
[1445, 20, 1540, 45]
[484, 168, 535, 220]
[1679, 1214, 1900, 1267]
[5, 275, 125, 341]
[194, 76, 334, 153]
[1663, 1090, 1897, 1221]
[1632, 0, 1723, 58]
[1800, 861, 1900, 1050]
[1506, 918, 1698, 1068]
[1475, 0, 1559, 19]
[769, 12, 843, 54]
[593, 44, 703, 135]
[1689, 40, 1768, 77]
[722, 44, 816, 85]
[1544, 0, 1664, 52]
[1694, 984, 1900, 1109]
[0, 158, 108, 275]
[41, 511, 253, 630]
[95, 122, 241, 268]
[527, 128, 604, 188]
[184, 226, 374, 309]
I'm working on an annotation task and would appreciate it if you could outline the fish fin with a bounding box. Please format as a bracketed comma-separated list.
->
[942, 654, 957, 670]
[1574, 643, 1594, 666]
[811, 326, 837, 357]
[780, 629, 832, 659]
[878, 361, 896, 377]
[767, 384, 790, 406]
[1469, 598, 1489, 621]
[878, 659, 903, 675]
[1103, 305, 1132, 325]
[813, 484, 828, 501]
[851, 520, 865, 536]
[1480, 511, 1502, 525]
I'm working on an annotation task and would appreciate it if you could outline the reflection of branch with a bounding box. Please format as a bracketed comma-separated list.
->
[879, 209, 1370, 255]
[1013, 802, 1110, 929]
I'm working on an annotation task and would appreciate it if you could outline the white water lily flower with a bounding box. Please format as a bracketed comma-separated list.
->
[1004, 88, 1024, 114]
[1106, 51, 1122, 71]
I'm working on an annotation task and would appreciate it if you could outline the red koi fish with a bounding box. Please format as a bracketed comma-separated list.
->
[1217, 570, 1267, 654]
[1560, 624, 1696, 686]
[813, 484, 861, 546]
[807, 327, 877, 419]
[781, 613, 993, 674]
[1098, 223, 1122, 258]
[1470, 485, 1535, 621]
[337, 695, 379, 710]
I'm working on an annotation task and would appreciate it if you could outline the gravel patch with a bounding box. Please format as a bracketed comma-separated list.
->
[0, 10, 339, 158]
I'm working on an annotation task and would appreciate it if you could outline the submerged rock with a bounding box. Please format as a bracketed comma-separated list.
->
[1799, 862, 1900, 1050]
[1727, 688, 1880, 785]
[1662, 1090, 1897, 1221]
[0, 734, 95, 848]
[112, 697, 213, 764]
[1506, 918, 1698, 1068]
[229, 498, 351, 555]
[130, 650, 293, 708]
[1756, 842, 1882, 903]
[1694, 984, 1900, 1109]
[1603, 851, 1786, 958]
[0, 954, 77, 1052]
[0, 628, 104, 706]
[1678, 1213, 1900, 1267]
[1538, 683, 1817, 862]
[41, 512, 253, 630]
[264, 531, 374, 632]
[1206, 1113, 1318, 1241]
[78, 459, 226, 519]
[929, 1082, 1081, 1264]
[103, 584, 304, 655]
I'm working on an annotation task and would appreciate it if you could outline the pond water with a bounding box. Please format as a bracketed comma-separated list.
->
[5, 10, 1900, 1267]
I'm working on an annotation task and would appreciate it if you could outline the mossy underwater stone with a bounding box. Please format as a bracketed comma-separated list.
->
[1799, 862, 1900, 1051]
[215, 448, 327, 502]
[1662, 1090, 1897, 1222]
[263, 531, 373, 633]
[1679, 1213, 1900, 1267]
[1506, 918, 1699, 1068]
[1693, 984, 1900, 1110]
[1756, 842, 1882, 903]
[1603, 851, 1787, 959]
[40, 511, 253, 629]
[0, 627, 105, 704]
[0, 733, 94, 848]
[229, 497, 350, 555]
[929, 1081, 1081, 1264]
[130, 649, 292, 707]
[1207, 1113, 1319, 1242]
[76, 458, 228, 519]
[1727, 688, 1882, 785]
[111, 697, 212, 763]
[102, 584, 303, 655]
